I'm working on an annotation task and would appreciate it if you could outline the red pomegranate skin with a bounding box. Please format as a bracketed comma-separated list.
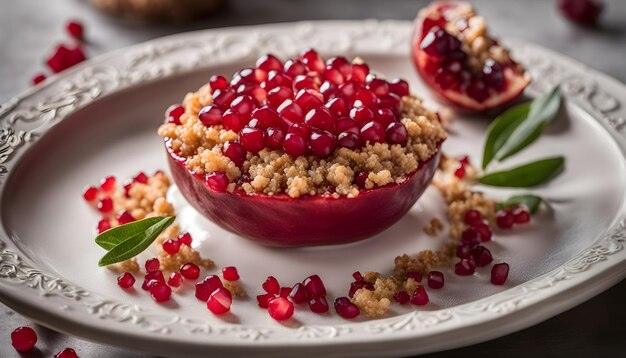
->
[166, 140, 442, 247]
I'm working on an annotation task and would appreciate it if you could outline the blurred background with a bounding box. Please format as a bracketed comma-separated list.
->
[1, 0, 625, 357]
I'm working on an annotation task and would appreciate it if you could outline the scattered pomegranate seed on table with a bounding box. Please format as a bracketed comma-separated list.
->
[180, 263, 200, 279]
[257, 293, 275, 308]
[162, 238, 181, 255]
[279, 286, 291, 298]
[116, 210, 135, 225]
[428, 271, 445, 289]
[558, 0, 603, 25]
[97, 218, 111, 233]
[262, 276, 280, 295]
[196, 275, 223, 301]
[496, 210, 515, 229]
[66, 20, 84, 40]
[334, 297, 360, 319]
[150, 281, 172, 302]
[411, 285, 430, 305]
[145, 258, 160, 272]
[32, 73, 46, 85]
[178, 232, 193, 246]
[268, 297, 295, 321]
[455, 258, 476, 276]
[491, 263, 510, 285]
[55, 347, 79, 358]
[117, 272, 135, 289]
[308, 296, 330, 313]
[99, 175, 116, 192]
[303, 274, 327, 298]
[222, 266, 240, 281]
[96, 197, 113, 213]
[288, 283, 308, 303]
[11, 326, 37, 352]
[167, 272, 183, 288]
[82, 185, 98, 202]
[393, 291, 410, 304]
[207, 287, 233, 315]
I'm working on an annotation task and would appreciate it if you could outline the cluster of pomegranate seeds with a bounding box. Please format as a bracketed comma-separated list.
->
[11, 326, 37, 352]
[496, 205, 531, 229]
[196, 275, 224, 302]
[491, 262, 509, 285]
[117, 272, 136, 289]
[256, 274, 332, 320]
[347, 271, 374, 298]
[168, 49, 411, 164]
[55, 347, 79, 358]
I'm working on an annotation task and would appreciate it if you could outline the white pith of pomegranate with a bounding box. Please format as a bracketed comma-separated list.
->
[412, 1, 530, 111]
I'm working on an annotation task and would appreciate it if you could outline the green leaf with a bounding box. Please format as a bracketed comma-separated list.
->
[497, 194, 543, 214]
[482, 102, 530, 169]
[98, 216, 175, 267]
[479, 157, 565, 187]
[493, 87, 561, 162]
[95, 216, 170, 250]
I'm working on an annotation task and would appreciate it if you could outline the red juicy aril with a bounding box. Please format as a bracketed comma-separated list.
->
[412, 1, 530, 111]
[165, 49, 443, 246]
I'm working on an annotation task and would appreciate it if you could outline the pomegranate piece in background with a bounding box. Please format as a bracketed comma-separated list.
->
[558, 0, 603, 25]
[412, 1, 530, 111]
[11, 326, 37, 352]
[46, 44, 86, 73]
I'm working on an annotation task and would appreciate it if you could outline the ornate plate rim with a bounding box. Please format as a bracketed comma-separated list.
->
[0, 20, 625, 357]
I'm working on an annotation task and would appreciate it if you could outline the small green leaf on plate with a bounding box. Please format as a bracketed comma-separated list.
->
[98, 216, 175, 267]
[497, 194, 543, 214]
[493, 87, 561, 162]
[479, 156, 565, 187]
[95, 216, 171, 250]
[482, 102, 530, 169]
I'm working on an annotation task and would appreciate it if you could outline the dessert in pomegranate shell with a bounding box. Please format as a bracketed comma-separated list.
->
[158, 49, 446, 246]
[412, 1, 530, 111]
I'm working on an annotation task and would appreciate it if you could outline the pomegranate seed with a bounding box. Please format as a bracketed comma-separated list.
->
[454, 164, 466, 178]
[100, 176, 116, 192]
[326, 56, 352, 77]
[32, 73, 46, 85]
[266, 127, 285, 150]
[239, 127, 266, 153]
[324, 68, 345, 85]
[513, 207, 531, 224]
[66, 20, 84, 39]
[11, 326, 37, 352]
[206, 171, 229, 192]
[283, 133, 308, 157]
[464, 209, 482, 225]
[352, 271, 363, 281]
[296, 89, 324, 112]
[461, 227, 480, 247]
[407, 271, 423, 282]
[427, 271, 444, 289]
[349, 280, 374, 298]
[97, 219, 111, 233]
[231, 68, 258, 86]
[294, 75, 319, 91]
[338, 82, 362, 100]
[82, 186, 98, 202]
[117, 272, 135, 289]
[212, 88, 236, 110]
[456, 244, 472, 259]
[386, 122, 408, 145]
[145, 258, 160, 272]
[178, 232, 192, 246]
[257, 293, 276, 308]
[420, 27, 461, 56]
[166, 104, 184, 124]
[267, 86, 293, 108]
[351, 63, 370, 83]
[284, 59, 307, 77]
[96, 197, 113, 213]
[375, 108, 396, 127]
[196, 275, 223, 301]
[133, 172, 149, 184]
[230, 95, 255, 118]
[360, 121, 385, 144]
[150, 281, 172, 302]
[336, 117, 360, 135]
[207, 287, 233, 315]
[300, 48, 325, 73]
[117, 210, 135, 225]
[288, 283, 308, 303]
[455, 258, 476, 276]
[389, 78, 410, 97]
[320, 81, 338, 100]
[350, 107, 374, 126]
[55, 347, 79, 358]
[123, 182, 132, 198]
[303, 275, 326, 299]
[305, 107, 335, 133]
[354, 171, 368, 188]
[198, 105, 222, 126]
[268, 297, 295, 321]
[223, 141, 246, 167]
[167, 272, 183, 287]
[496, 210, 515, 229]
[142, 271, 165, 290]
[309, 130, 336, 157]
[280, 286, 291, 298]
[46, 44, 85, 73]
[337, 132, 361, 149]
[558, 0, 603, 25]
[474, 222, 493, 242]
[472, 245, 493, 267]
[308, 296, 330, 313]
[180, 263, 200, 279]
[277, 99, 305, 124]
[222, 109, 246, 132]
[222, 266, 240, 281]
[410, 285, 429, 305]
[162, 238, 181, 255]
[262, 71, 292, 90]
[491, 263, 510, 285]
[378, 93, 403, 114]
[256, 54, 282, 72]
[334, 297, 360, 319]
[394, 291, 410, 304]
[366, 77, 390, 97]
[209, 75, 229, 91]
[325, 97, 348, 117]
[262, 276, 280, 295]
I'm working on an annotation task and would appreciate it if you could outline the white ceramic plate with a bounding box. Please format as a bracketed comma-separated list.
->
[0, 21, 625, 358]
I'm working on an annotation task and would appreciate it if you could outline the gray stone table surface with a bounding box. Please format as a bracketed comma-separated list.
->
[0, 0, 625, 357]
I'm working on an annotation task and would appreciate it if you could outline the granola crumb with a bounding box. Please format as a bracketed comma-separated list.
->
[223, 280, 247, 297]
[424, 218, 444, 236]
[351, 288, 391, 318]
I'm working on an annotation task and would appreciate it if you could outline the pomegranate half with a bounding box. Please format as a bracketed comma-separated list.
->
[412, 1, 530, 111]
[166, 139, 441, 247]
